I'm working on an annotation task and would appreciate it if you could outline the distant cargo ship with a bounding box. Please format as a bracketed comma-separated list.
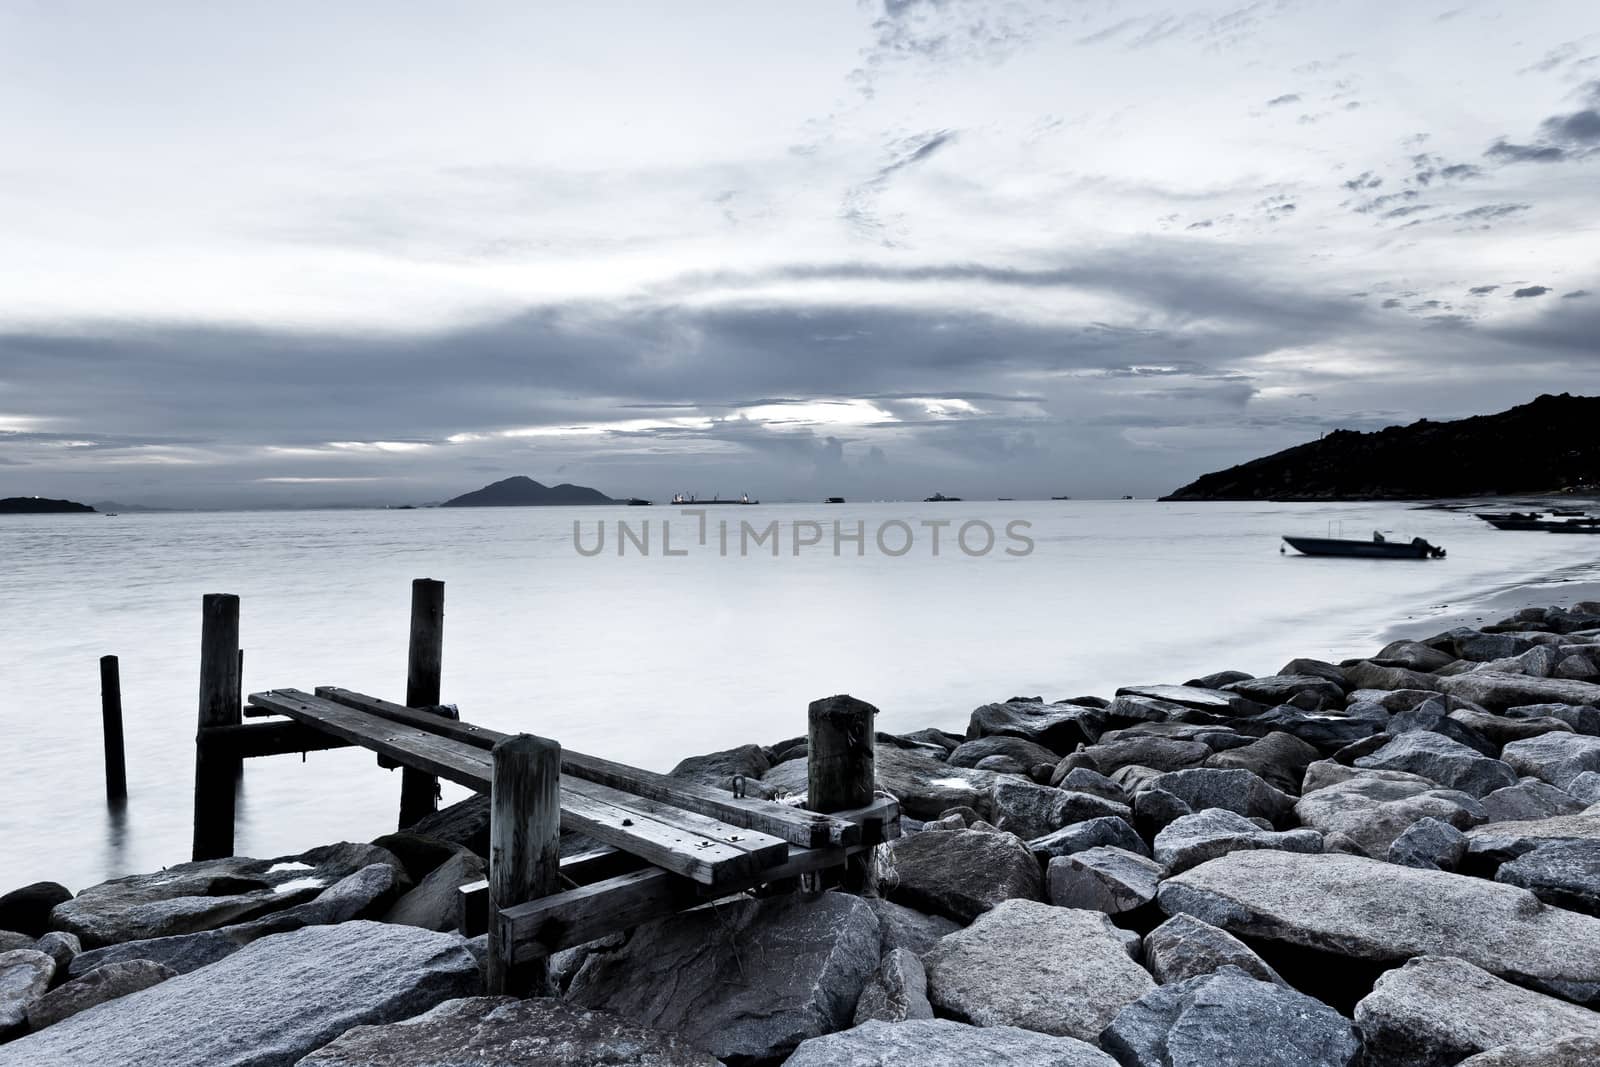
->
[671, 492, 758, 505]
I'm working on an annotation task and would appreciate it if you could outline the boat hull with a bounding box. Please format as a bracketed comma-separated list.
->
[1282, 536, 1440, 559]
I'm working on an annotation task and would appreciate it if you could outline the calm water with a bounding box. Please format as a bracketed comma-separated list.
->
[3, 499, 1596, 889]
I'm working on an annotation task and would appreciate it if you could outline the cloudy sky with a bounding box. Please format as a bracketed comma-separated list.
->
[2, 0, 1597, 506]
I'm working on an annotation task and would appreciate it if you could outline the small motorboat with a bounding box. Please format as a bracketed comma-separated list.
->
[924, 492, 961, 502]
[824, 497, 845, 504]
[1283, 531, 1446, 558]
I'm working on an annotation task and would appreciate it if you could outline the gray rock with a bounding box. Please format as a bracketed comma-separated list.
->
[1451, 707, 1574, 746]
[49, 842, 405, 948]
[1506, 703, 1600, 736]
[0, 933, 29, 954]
[0, 950, 54, 1033]
[1053, 767, 1128, 801]
[1047, 847, 1161, 913]
[0, 922, 477, 1067]
[853, 947, 933, 1025]
[1457, 1036, 1600, 1066]
[990, 780, 1131, 840]
[567, 893, 879, 1064]
[948, 735, 1059, 769]
[406, 795, 490, 856]
[1142, 913, 1283, 985]
[1354, 955, 1600, 1067]
[1495, 839, 1600, 916]
[1030, 816, 1149, 862]
[966, 700, 1102, 752]
[1100, 967, 1359, 1067]
[1300, 760, 1435, 794]
[1440, 671, 1600, 711]
[1115, 685, 1262, 716]
[1153, 808, 1322, 874]
[1148, 768, 1295, 826]
[1372, 641, 1457, 672]
[766, 747, 995, 821]
[382, 851, 485, 932]
[1502, 733, 1600, 791]
[883, 829, 1043, 923]
[1295, 775, 1487, 856]
[26, 959, 177, 1031]
[1481, 777, 1587, 822]
[1203, 731, 1320, 795]
[1076, 736, 1213, 775]
[1159, 851, 1600, 1002]
[295, 995, 720, 1066]
[1570, 771, 1600, 803]
[33, 931, 80, 972]
[924, 899, 1153, 1041]
[1466, 808, 1600, 863]
[0, 883, 73, 939]
[668, 743, 771, 792]
[1132, 787, 1193, 837]
[1387, 703, 1499, 756]
[1344, 661, 1444, 693]
[68, 863, 404, 977]
[782, 1019, 1119, 1067]
[1223, 674, 1345, 710]
[1386, 816, 1468, 871]
[1354, 732, 1518, 797]
[865, 898, 959, 958]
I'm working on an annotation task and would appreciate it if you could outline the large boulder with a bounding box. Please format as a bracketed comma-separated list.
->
[296, 995, 720, 1066]
[669, 744, 772, 792]
[1386, 817, 1468, 871]
[923, 899, 1154, 1042]
[382, 851, 485, 932]
[853, 948, 933, 1025]
[0, 949, 54, 1033]
[1439, 671, 1600, 712]
[1457, 1037, 1600, 1066]
[1294, 775, 1486, 856]
[1141, 913, 1283, 985]
[0, 922, 478, 1066]
[866, 898, 959, 958]
[1100, 967, 1359, 1067]
[1115, 685, 1262, 716]
[1047, 848, 1161, 914]
[947, 735, 1058, 770]
[1353, 732, 1518, 797]
[406, 795, 490, 856]
[782, 1019, 1118, 1066]
[1343, 661, 1444, 693]
[1506, 702, 1600, 735]
[990, 780, 1130, 840]
[966, 700, 1104, 751]
[1030, 817, 1149, 862]
[1465, 808, 1600, 863]
[0, 883, 72, 939]
[1072, 736, 1212, 775]
[1203, 731, 1319, 795]
[1502, 733, 1600, 790]
[1481, 778, 1587, 822]
[25, 959, 177, 1031]
[1495, 840, 1600, 916]
[566, 892, 879, 1064]
[765, 747, 994, 820]
[1147, 768, 1294, 826]
[48, 843, 405, 947]
[1223, 674, 1345, 710]
[1354, 955, 1600, 1067]
[883, 829, 1043, 923]
[1158, 851, 1600, 1003]
[1152, 808, 1322, 874]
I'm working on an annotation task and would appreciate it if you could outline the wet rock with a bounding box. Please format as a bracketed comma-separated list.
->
[1223, 674, 1345, 710]
[883, 829, 1043, 923]
[1495, 839, 1600, 916]
[1295, 775, 1487, 856]
[1047, 847, 1161, 914]
[1132, 787, 1193, 837]
[0, 933, 28, 954]
[948, 735, 1059, 769]
[1343, 661, 1444, 693]
[1557, 653, 1600, 680]
[0, 922, 477, 1066]
[1073, 736, 1212, 775]
[1451, 707, 1574, 746]
[1482, 777, 1586, 822]
[866, 898, 959, 958]
[406, 795, 491, 856]
[0, 950, 53, 1033]
[1158, 851, 1600, 1003]
[1142, 913, 1283, 985]
[990, 780, 1131, 840]
[1300, 759, 1433, 794]
[1147, 768, 1295, 826]
[853, 947, 933, 1024]
[668, 743, 771, 793]
[1570, 771, 1600, 803]
[1353, 955, 1600, 1067]
[967, 700, 1104, 752]
[1188, 670, 1253, 688]
[1386, 816, 1468, 870]
[1203, 731, 1319, 795]
[1282, 657, 1359, 685]
[783, 1019, 1118, 1067]
[370, 832, 469, 884]
[766, 746, 994, 820]
[382, 850, 485, 932]
[33, 931, 79, 973]
[1152, 808, 1322, 874]
[1372, 641, 1456, 672]
[296, 995, 720, 1066]
[1439, 671, 1600, 711]
[1100, 967, 1359, 1067]
[1457, 1036, 1600, 1066]
[1030, 816, 1149, 862]
[1502, 732, 1600, 791]
[923, 899, 1155, 1042]
[48, 842, 406, 948]
[1386, 703, 1498, 756]
[1440, 628, 1536, 662]
[1505, 703, 1600, 736]
[1115, 685, 1263, 717]
[26, 959, 177, 1031]
[567, 892, 878, 1065]
[1353, 732, 1517, 797]
[1051, 767, 1129, 803]
[1465, 809, 1600, 863]
[0, 884, 72, 939]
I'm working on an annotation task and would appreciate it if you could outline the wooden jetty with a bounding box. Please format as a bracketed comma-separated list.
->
[185, 580, 899, 994]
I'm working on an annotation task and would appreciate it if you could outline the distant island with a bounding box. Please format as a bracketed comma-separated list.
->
[0, 496, 96, 514]
[1162, 393, 1600, 501]
[441, 475, 615, 507]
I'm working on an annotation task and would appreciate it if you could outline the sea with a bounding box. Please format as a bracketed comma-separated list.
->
[3, 498, 1597, 889]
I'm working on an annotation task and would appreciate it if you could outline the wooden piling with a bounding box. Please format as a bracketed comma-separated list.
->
[399, 578, 445, 828]
[192, 593, 242, 861]
[487, 733, 561, 995]
[99, 654, 127, 804]
[807, 694, 878, 892]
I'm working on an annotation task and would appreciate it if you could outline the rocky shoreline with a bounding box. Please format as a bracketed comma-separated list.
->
[5, 602, 1600, 1065]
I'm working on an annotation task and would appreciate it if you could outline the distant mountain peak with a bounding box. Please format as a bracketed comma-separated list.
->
[441, 476, 615, 507]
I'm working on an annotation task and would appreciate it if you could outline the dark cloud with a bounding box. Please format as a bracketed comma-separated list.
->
[1468, 285, 1499, 295]
[1484, 81, 1600, 164]
[1343, 170, 1382, 191]
[1381, 298, 1403, 308]
[1513, 286, 1551, 298]
[1267, 93, 1301, 106]
[1439, 163, 1483, 180]
[1562, 289, 1591, 299]
[1485, 140, 1569, 163]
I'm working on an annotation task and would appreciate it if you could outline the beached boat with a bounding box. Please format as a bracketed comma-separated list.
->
[1283, 533, 1446, 559]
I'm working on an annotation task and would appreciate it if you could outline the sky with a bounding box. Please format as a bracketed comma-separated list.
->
[1, 0, 1597, 507]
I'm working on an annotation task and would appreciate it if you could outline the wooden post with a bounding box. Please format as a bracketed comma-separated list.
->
[192, 593, 242, 861]
[399, 578, 445, 829]
[487, 733, 561, 995]
[99, 655, 127, 804]
[808, 694, 878, 892]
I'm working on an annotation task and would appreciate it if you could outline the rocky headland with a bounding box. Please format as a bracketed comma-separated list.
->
[5, 601, 1600, 1064]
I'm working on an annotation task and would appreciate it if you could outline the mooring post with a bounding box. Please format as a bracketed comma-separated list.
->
[99, 654, 127, 804]
[398, 577, 446, 829]
[808, 693, 879, 892]
[487, 733, 561, 996]
[192, 593, 242, 861]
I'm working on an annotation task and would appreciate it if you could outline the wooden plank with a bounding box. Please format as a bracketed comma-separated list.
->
[249, 689, 778, 885]
[457, 846, 648, 937]
[200, 720, 354, 759]
[315, 686, 857, 848]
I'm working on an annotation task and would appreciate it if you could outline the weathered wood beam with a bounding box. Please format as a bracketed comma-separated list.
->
[192, 594, 241, 861]
[399, 578, 446, 829]
[198, 720, 355, 759]
[807, 694, 880, 892]
[488, 734, 561, 995]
